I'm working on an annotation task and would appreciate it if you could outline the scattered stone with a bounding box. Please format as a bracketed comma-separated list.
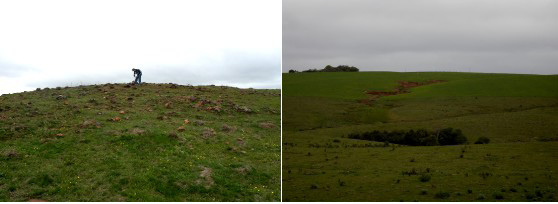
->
[157, 115, 168, 120]
[236, 138, 245, 146]
[177, 126, 186, 132]
[130, 128, 145, 135]
[186, 96, 197, 102]
[55, 133, 64, 137]
[206, 106, 222, 112]
[28, 199, 48, 202]
[234, 105, 253, 113]
[222, 124, 237, 133]
[196, 166, 214, 189]
[201, 128, 216, 139]
[165, 102, 172, 109]
[184, 119, 190, 124]
[168, 132, 178, 139]
[3, 150, 19, 158]
[119, 110, 125, 114]
[193, 120, 205, 126]
[56, 95, 67, 100]
[259, 122, 276, 129]
[234, 166, 252, 175]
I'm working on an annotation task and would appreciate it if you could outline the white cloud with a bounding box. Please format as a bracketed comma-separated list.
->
[0, 0, 281, 95]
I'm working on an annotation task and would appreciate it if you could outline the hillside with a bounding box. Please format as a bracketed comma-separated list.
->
[0, 83, 281, 201]
[282, 72, 558, 201]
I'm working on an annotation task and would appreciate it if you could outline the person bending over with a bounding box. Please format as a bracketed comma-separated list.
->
[132, 68, 142, 84]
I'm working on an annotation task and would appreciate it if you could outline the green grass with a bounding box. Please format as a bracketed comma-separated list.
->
[282, 71, 558, 201]
[0, 83, 280, 201]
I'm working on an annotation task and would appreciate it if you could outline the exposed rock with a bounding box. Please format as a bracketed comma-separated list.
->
[236, 138, 245, 146]
[193, 120, 205, 126]
[81, 120, 101, 128]
[56, 95, 67, 100]
[234, 105, 253, 113]
[177, 126, 186, 132]
[196, 166, 215, 189]
[168, 132, 178, 139]
[130, 128, 145, 135]
[201, 128, 216, 139]
[222, 124, 237, 133]
[259, 122, 276, 129]
[234, 166, 252, 175]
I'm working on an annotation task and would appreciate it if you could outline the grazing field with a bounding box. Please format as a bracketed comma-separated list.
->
[283, 72, 558, 201]
[0, 83, 280, 201]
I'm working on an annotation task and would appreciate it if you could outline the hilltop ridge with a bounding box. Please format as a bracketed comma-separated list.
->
[0, 83, 281, 201]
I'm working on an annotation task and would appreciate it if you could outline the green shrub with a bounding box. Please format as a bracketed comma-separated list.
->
[348, 128, 467, 146]
[434, 191, 451, 199]
[419, 174, 431, 182]
[475, 136, 490, 144]
[493, 192, 504, 200]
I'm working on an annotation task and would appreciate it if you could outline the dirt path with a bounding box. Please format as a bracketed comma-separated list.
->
[360, 80, 447, 104]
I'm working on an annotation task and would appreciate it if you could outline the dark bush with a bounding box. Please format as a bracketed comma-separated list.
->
[475, 136, 490, 144]
[419, 174, 431, 182]
[288, 69, 298, 73]
[493, 192, 504, 200]
[438, 128, 467, 145]
[348, 128, 467, 146]
[300, 65, 359, 73]
[434, 191, 451, 199]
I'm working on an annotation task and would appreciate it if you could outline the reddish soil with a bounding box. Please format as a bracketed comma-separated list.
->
[362, 80, 447, 104]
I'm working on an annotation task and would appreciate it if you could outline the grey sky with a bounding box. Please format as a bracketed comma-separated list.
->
[283, 0, 558, 74]
[0, 0, 280, 95]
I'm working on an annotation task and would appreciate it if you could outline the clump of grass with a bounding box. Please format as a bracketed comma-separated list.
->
[477, 194, 486, 200]
[467, 189, 473, 194]
[337, 179, 345, 186]
[493, 192, 504, 200]
[509, 188, 517, 192]
[434, 191, 451, 199]
[475, 136, 490, 144]
[310, 184, 318, 189]
[419, 174, 431, 182]
[479, 172, 492, 179]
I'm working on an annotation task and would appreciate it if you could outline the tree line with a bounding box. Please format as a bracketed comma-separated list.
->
[288, 65, 359, 73]
[347, 128, 468, 146]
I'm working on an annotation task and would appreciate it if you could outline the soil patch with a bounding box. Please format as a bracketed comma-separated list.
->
[363, 80, 447, 104]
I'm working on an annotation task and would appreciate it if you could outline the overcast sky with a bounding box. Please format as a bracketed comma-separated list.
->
[283, 0, 558, 74]
[0, 0, 281, 95]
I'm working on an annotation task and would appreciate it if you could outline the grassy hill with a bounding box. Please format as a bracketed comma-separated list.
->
[0, 83, 280, 201]
[282, 72, 558, 201]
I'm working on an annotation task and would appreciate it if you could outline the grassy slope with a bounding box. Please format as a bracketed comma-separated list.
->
[0, 83, 280, 201]
[283, 72, 558, 201]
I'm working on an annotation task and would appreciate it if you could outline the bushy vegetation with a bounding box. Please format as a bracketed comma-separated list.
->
[475, 136, 490, 144]
[292, 65, 359, 73]
[322, 65, 359, 72]
[347, 128, 467, 146]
